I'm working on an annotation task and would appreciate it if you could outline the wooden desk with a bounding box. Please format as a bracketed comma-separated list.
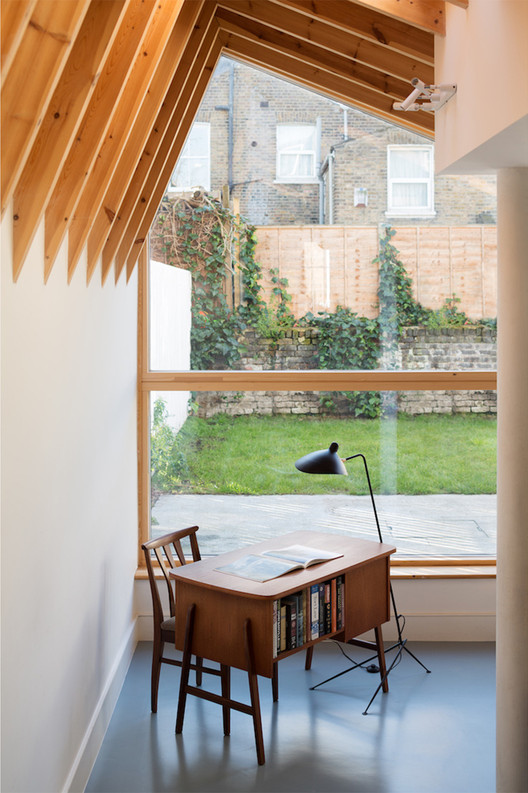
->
[170, 530, 396, 764]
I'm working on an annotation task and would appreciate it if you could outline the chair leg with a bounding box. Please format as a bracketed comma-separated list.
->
[151, 637, 163, 713]
[196, 656, 203, 687]
[272, 662, 278, 701]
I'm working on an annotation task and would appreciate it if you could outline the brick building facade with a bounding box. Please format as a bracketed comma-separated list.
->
[173, 57, 496, 228]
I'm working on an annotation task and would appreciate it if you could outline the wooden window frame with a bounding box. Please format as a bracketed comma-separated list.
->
[137, 250, 497, 570]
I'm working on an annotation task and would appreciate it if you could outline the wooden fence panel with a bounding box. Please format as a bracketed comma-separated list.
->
[252, 225, 497, 320]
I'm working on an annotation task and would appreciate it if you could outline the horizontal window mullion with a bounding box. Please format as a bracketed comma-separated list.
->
[140, 369, 497, 392]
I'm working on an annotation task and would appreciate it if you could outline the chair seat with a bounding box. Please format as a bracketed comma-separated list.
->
[161, 616, 175, 632]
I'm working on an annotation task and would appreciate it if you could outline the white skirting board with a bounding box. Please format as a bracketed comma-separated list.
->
[64, 621, 138, 793]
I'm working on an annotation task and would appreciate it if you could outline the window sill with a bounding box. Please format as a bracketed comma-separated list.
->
[385, 211, 436, 219]
[273, 178, 319, 185]
[135, 560, 497, 581]
[391, 559, 496, 579]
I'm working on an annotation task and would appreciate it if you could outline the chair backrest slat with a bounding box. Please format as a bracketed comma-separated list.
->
[141, 526, 200, 625]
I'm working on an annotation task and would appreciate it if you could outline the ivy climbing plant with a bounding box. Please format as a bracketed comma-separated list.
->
[153, 194, 267, 369]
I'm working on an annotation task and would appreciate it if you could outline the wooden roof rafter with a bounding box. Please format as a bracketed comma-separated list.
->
[86, 0, 207, 284]
[99, 0, 220, 283]
[1, 0, 444, 285]
[1, 0, 91, 217]
[243, 0, 436, 59]
[117, 18, 224, 280]
[66, 0, 186, 283]
[214, 5, 434, 134]
[12, 0, 129, 282]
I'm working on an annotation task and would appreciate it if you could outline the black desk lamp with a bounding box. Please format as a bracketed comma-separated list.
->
[295, 442, 430, 713]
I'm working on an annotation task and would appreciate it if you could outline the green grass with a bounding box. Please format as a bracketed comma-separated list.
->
[172, 413, 496, 495]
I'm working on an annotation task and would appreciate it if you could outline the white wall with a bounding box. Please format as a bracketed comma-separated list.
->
[1, 209, 139, 793]
[149, 259, 191, 430]
[434, 0, 528, 174]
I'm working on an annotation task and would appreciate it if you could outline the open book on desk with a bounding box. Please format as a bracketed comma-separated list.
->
[215, 544, 343, 583]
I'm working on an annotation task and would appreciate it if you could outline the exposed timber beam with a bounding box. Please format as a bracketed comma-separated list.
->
[98, 4, 219, 281]
[264, 0, 434, 60]
[43, 0, 159, 282]
[86, 0, 206, 283]
[349, 0, 446, 35]
[12, 0, 128, 282]
[1, 0, 91, 216]
[66, 0, 185, 283]
[121, 35, 223, 280]
[220, 31, 434, 135]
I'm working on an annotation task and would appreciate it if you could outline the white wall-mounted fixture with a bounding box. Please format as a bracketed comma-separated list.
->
[393, 78, 457, 113]
[354, 186, 368, 207]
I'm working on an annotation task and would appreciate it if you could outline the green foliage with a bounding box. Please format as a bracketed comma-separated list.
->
[376, 227, 432, 333]
[255, 268, 296, 342]
[153, 198, 286, 367]
[305, 305, 381, 418]
[150, 398, 189, 492]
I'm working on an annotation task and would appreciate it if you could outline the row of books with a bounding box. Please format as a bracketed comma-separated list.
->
[273, 576, 344, 658]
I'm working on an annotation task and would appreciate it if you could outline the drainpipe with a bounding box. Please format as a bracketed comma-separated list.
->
[227, 62, 234, 194]
[328, 148, 335, 225]
[215, 61, 234, 195]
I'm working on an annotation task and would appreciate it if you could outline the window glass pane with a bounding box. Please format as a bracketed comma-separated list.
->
[150, 391, 497, 558]
[170, 122, 210, 190]
[390, 148, 430, 179]
[392, 182, 428, 208]
[279, 153, 313, 177]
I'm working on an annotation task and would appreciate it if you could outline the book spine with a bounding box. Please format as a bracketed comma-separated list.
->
[310, 584, 319, 640]
[331, 578, 337, 633]
[318, 583, 325, 636]
[337, 575, 344, 630]
[324, 581, 332, 635]
[296, 593, 303, 648]
[273, 599, 278, 658]
[289, 601, 297, 650]
[280, 605, 287, 652]
[301, 588, 308, 645]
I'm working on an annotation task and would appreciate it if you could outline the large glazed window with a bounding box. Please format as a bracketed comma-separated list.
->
[141, 58, 497, 567]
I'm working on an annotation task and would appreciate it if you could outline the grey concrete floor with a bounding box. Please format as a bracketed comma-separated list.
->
[152, 494, 497, 557]
[87, 640, 496, 793]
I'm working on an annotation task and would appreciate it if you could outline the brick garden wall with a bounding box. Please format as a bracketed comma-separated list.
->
[195, 326, 497, 418]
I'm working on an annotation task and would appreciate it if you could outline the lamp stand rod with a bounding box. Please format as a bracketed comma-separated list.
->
[310, 452, 431, 711]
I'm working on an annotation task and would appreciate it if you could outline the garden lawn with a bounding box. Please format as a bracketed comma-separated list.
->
[172, 413, 496, 495]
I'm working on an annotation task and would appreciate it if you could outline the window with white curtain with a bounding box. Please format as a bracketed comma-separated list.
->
[387, 145, 434, 216]
[169, 122, 211, 192]
[276, 124, 317, 182]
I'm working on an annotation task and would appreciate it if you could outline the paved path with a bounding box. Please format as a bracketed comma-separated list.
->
[152, 493, 496, 557]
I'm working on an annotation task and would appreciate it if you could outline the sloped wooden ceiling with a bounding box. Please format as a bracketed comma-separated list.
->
[1, 0, 462, 284]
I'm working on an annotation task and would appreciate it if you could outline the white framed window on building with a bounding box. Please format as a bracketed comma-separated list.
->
[169, 122, 211, 192]
[276, 124, 318, 182]
[386, 145, 435, 217]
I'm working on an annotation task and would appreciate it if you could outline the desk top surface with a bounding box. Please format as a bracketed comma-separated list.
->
[170, 530, 395, 599]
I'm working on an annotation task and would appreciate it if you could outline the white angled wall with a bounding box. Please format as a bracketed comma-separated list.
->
[1, 209, 139, 793]
[149, 259, 192, 430]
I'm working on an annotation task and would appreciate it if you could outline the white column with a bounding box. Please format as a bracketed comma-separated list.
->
[496, 167, 528, 793]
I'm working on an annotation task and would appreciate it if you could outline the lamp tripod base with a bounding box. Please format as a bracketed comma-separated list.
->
[310, 622, 431, 715]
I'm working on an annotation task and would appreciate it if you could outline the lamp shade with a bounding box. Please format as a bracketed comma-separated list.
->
[295, 442, 348, 475]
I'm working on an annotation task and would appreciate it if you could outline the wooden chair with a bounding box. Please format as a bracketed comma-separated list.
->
[141, 526, 204, 712]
